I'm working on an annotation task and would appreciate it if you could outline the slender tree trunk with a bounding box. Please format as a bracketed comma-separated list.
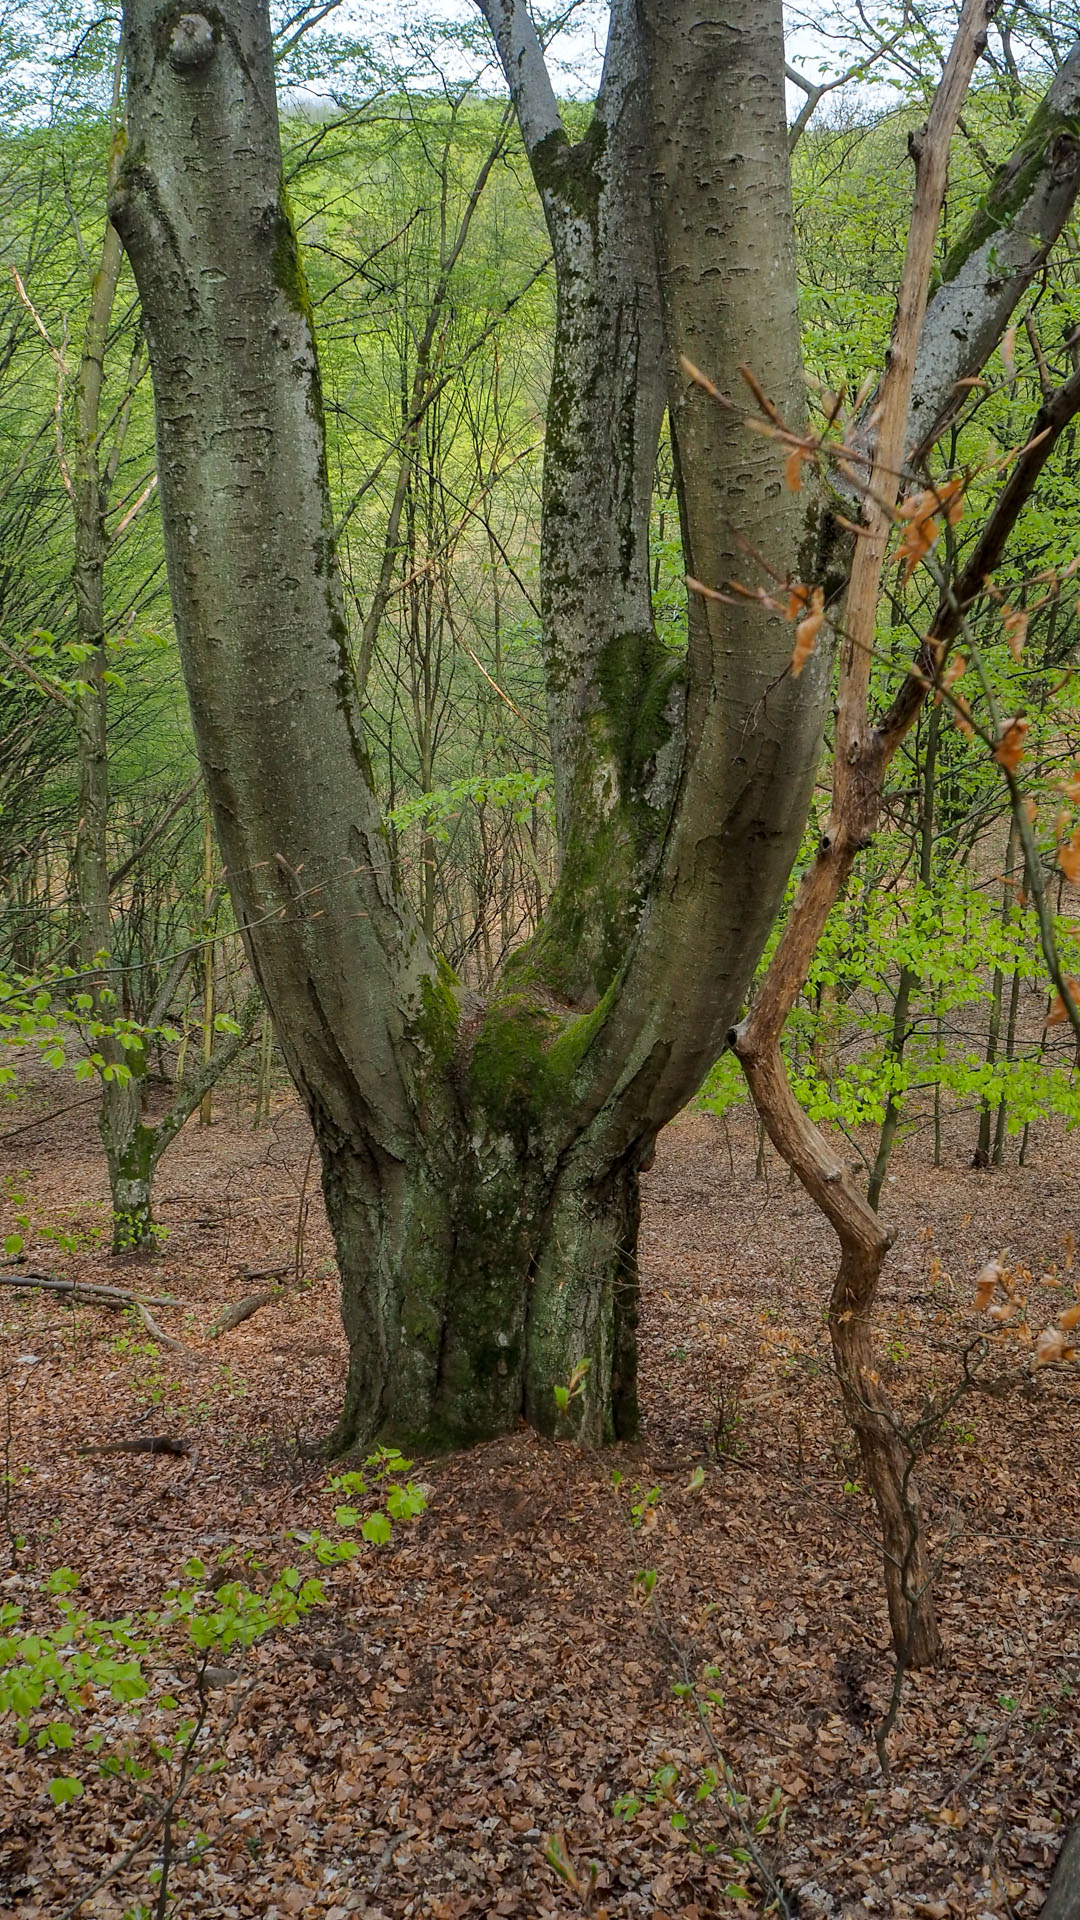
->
[868, 703, 941, 1208]
[993, 964, 1021, 1164]
[69, 214, 160, 1253]
[738, 1039, 941, 1663]
[975, 817, 1019, 1165]
[254, 1012, 273, 1129]
[199, 799, 215, 1126]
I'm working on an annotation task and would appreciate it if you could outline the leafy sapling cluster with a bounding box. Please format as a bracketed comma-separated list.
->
[0, 1449, 428, 1821]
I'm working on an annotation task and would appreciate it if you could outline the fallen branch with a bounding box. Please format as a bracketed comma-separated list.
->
[133, 1301, 193, 1354]
[207, 1289, 278, 1338]
[0, 1272, 185, 1311]
[78, 1436, 190, 1457]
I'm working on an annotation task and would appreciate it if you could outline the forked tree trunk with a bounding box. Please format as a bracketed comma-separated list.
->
[113, 0, 826, 1450]
[102, 998, 259, 1254]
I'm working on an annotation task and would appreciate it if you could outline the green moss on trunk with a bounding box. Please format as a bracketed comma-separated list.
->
[941, 94, 1080, 284]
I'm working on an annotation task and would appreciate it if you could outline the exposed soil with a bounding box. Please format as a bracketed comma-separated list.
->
[0, 1076, 1077, 1918]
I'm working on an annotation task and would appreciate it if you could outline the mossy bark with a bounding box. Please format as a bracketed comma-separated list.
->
[324, 1118, 642, 1451]
[905, 41, 1080, 456]
[104, 1107, 157, 1253]
[483, 0, 681, 1007]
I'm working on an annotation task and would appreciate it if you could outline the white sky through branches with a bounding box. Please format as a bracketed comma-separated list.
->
[292, 1, 843, 111]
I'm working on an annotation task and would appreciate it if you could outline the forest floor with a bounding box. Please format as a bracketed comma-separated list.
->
[0, 1077, 1078, 1920]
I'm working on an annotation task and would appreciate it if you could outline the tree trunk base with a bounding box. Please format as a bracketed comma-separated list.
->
[323, 1141, 642, 1455]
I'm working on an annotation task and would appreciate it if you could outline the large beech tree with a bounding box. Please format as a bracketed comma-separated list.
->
[111, 0, 1080, 1453]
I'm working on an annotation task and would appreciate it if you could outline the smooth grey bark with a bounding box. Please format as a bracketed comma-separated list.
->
[476, 0, 678, 1005]
[571, 0, 830, 1155]
[843, 39, 1080, 482]
[68, 192, 256, 1252]
[907, 41, 1080, 459]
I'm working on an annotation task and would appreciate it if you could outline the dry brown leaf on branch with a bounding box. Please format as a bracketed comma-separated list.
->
[952, 693, 974, 738]
[1045, 980, 1080, 1027]
[679, 355, 735, 410]
[897, 494, 941, 580]
[1003, 607, 1029, 661]
[1060, 1302, 1080, 1331]
[1059, 827, 1080, 882]
[896, 479, 966, 581]
[1064, 764, 1080, 804]
[738, 360, 784, 423]
[993, 717, 1029, 772]
[1001, 324, 1018, 379]
[1035, 1327, 1079, 1365]
[974, 1261, 1005, 1310]
[786, 445, 809, 491]
[790, 585, 825, 678]
[685, 575, 735, 606]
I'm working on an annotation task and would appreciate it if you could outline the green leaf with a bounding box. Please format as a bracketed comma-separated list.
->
[47, 1776, 83, 1807]
[360, 1511, 392, 1546]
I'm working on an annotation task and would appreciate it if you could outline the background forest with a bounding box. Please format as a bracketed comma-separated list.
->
[3, 3, 1080, 1917]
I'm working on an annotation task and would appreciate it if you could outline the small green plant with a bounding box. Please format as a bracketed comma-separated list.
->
[2, 1179, 109, 1259]
[611, 1472, 661, 1531]
[553, 1356, 592, 1420]
[112, 1215, 170, 1256]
